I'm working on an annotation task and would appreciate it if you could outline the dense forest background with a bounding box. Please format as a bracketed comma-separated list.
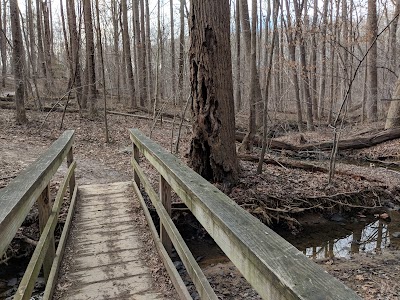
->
[2, 0, 399, 128]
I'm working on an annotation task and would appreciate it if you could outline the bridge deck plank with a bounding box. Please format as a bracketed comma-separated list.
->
[56, 182, 165, 300]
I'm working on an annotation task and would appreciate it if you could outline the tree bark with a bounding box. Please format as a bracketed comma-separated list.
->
[189, 0, 238, 183]
[121, 0, 137, 108]
[0, 0, 6, 87]
[170, 0, 176, 102]
[367, 0, 378, 122]
[10, 0, 27, 124]
[178, 0, 185, 105]
[284, 0, 304, 132]
[318, 0, 329, 119]
[235, 0, 241, 112]
[83, 0, 97, 116]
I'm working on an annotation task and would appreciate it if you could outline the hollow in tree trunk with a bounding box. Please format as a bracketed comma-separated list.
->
[189, 0, 238, 184]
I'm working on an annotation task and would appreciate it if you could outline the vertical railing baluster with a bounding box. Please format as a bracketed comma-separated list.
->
[160, 176, 172, 256]
[133, 143, 140, 188]
[37, 185, 55, 281]
[67, 147, 75, 200]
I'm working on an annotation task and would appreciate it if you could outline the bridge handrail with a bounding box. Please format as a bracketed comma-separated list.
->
[0, 130, 77, 299]
[129, 128, 361, 300]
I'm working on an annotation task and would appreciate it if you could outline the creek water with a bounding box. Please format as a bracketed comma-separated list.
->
[185, 210, 400, 268]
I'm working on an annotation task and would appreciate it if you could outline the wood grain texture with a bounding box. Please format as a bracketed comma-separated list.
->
[132, 180, 192, 300]
[0, 130, 74, 257]
[160, 176, 172, 255]
[129, 128, 361, 300]
[131, 158, 218, 300]
[56, 182, 164, 300]
[14, 161, 76, 300]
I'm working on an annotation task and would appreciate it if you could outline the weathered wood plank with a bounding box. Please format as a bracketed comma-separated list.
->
[43, 185, 78, 300]
[56, 182, 165, 300]
[160, 176, 172, 256]
[129, 128, 361, 300]
[0, 130, 74, 257]
[14, 161, 76, 300]
[131, 158, 218, 300]
[37, 185, 55, 281]
[132, 180, 192, 300]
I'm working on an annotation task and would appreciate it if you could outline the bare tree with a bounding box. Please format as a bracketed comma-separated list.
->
[83, 0, 97, 116]
[367, 0, 378, 122]
[121, 0, 137, 108]
[177, 0, 185, 105]
[0, 0, 6, 87]
[10, 0, 27, 124]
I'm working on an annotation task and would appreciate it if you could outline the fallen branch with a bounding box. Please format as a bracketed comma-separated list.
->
[236, 128, 400, 152]
[107, 110, 191, 127]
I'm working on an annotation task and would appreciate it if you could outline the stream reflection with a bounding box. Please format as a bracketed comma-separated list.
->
[280, 211, 400, 259]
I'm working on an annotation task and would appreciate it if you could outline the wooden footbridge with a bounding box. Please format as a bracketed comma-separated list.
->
[0, 130, 362, 300]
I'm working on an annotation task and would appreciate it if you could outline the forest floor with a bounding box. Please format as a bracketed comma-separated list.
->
[1, 105, 400, 299]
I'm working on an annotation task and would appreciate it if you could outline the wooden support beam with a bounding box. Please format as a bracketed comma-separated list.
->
[133, 144, 140, 188]
[129, 128, 361, 300]
[0, 130, 75, 257]
[66, 148, 76, 199]
[37, 185, 55, 281]
[160, 176, 172, 256]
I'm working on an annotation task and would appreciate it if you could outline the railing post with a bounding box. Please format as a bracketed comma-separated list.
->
[160, 176, 172, 256]
[37, 185, 55, 281]
[67, 147, 75, 200]
[133, 143, 140, 188]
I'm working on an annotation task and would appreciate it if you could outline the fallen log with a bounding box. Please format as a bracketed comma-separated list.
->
[238, 154, 381, 182]
[236, 128, 400, 152]
[238, 154, 327, 173]
[235, 131, 298, 150]
[107, 110, 191, 127]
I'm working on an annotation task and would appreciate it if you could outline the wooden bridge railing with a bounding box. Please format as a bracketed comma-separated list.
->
[129, 128, 361, 300]
[0, 130, 77, 300]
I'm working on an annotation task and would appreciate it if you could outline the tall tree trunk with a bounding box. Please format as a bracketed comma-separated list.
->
[284, 0, 304, 132]
[318, 0, 329, 119]
[133, 0, 144, 106]
[311, 0, 318, 119]
[111, 0, 120, 102]
[178, 0, 185, 105]
[0, 0, 6, 87]
[83, 0, 97, 116]
[10, 0, 27, 124]
[139, 0, 148, 107]
[294, 0, 314, 130]
[121, 0, 136, 108]
[42, 0, 53, 88]
[36, 0, 46, 77]
[145, 0, 152, 106]
[189, 0, 238, 183]
[27, 0, 36, 78]
[170, 0, 176, 102]
[235, 0, 242, 112]
[367, 0, 378, 122]
[385, 0, 400, 129]
[94, 0, 109, 142]
[251, 0, 263, 127]
[67, 0, 83, 108]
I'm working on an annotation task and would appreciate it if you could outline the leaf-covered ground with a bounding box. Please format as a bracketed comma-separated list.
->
[2, 107, 400, 299]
